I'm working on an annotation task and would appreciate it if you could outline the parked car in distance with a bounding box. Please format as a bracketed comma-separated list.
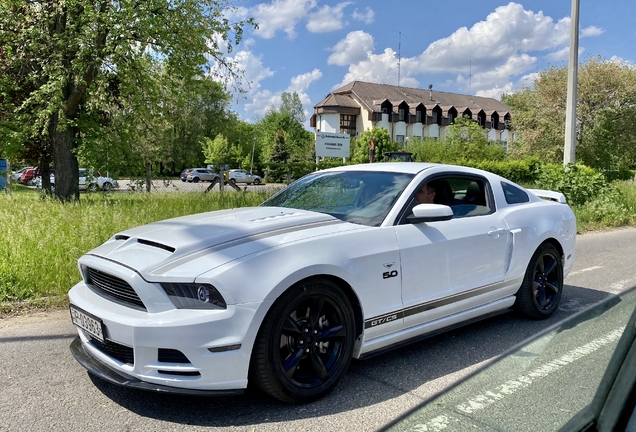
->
[68, 163, 576, 404]
[187, 168, 219, 183]
[39, 168, 118, 192]
[227, 169, 262, 185]
[18, 167, 38, 185]
[180, 169, 194, 182]
[12, 166, 34, 182]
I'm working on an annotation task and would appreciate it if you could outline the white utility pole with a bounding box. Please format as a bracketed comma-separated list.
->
[563, 0, 580, 166]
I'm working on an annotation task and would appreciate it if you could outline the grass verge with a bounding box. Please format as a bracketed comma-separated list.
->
[1, 181, 635, 314]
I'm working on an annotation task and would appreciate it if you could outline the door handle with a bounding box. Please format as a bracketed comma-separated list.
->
[488, 228, 508, 236]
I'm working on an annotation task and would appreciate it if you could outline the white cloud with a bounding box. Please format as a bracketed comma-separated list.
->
[245, 69, 322, 118]
[545, 46, 585, 62]
[252, 0, 317, 39]
[459, 54, 537, 90]
[581, 26, 604, 37]
[220, 50, 274, 95]
[334, 47, 419, 89]
[352, 7, 374, 24]
[306, 2, 351, 33]
[328, 30, 375, 66]
[331, 3, 605, 97]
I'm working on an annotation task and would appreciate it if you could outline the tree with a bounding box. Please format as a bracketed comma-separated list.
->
[267, 129, 289, 182]
[0, 0, 253, 200]
[503, 57, 636, 170]
[202, 133, 237, 169]
[350, 127, 396, 164]
[280, 91, 305, 124]
[256, 108, 313, 164]
[444, 116, 506, 162]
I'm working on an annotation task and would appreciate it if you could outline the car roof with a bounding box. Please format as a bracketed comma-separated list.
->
[319, 162, 478, 175]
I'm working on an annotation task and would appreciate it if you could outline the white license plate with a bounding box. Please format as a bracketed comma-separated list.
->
[70, 305, 105, 342]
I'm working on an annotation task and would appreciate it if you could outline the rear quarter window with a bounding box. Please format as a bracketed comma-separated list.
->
[501, 182, 529, 204]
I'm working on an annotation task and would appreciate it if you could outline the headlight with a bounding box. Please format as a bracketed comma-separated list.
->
[160, 283, 227, 310]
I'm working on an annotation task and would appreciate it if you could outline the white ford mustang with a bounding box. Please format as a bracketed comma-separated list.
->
[68, 163, 576, 403]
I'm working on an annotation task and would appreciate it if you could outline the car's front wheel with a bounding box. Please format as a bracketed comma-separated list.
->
[102, 182, 112, 192]
[250, 278, 355, 403]
[229, 178, 236, 185]
[192, 177, 200, 183]
[88, 183, 98, 192]
[515, 242, 563, 320]
[253, 178, 261, 185]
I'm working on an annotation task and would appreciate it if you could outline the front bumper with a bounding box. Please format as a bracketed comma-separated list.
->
[70, 337, 244, 396]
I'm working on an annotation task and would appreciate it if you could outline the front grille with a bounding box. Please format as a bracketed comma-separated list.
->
[89, 337, 134, 365]
[85, 267, 146, 310]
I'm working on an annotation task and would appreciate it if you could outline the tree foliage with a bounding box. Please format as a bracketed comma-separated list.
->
[0, 0, 253, 199]
[503, 57, 636, 170]
[350, 127, 396, 164]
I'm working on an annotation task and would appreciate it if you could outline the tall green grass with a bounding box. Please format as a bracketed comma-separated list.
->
[2, 181, 636, 308]
[0, 188, 274, 305]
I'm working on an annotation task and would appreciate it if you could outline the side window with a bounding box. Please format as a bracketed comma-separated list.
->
[502, 182, 529, 204]
[397, 176, 493, 224]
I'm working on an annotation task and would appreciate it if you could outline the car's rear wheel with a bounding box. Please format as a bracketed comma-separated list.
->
[102, 182, 112, 192]
[253, 178, 261, 185]
[250, 278, 355, 403]
[515, 243, 563, 320]
[229, 178, 236, 185]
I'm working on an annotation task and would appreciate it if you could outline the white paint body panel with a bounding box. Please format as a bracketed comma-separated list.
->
[68, 162, 576, 392]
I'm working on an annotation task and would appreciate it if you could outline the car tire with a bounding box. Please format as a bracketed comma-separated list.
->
[250, 278, 356, 403]
[254, 178, 261, 185]
[515, 242, 563, 320]
[229, 178, 236, 185]
[102, 182, 112, 192]
[88, 183, 98, 192]
[192, 177, 199, 183]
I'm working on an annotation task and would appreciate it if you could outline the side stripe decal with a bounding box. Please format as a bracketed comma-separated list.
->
[364, 281, 508, 329]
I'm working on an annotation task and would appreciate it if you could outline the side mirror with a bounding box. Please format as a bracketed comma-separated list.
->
[407, 204, 453, 223]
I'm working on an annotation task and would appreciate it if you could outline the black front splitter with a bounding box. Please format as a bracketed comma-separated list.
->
[69, 336, 244, 397]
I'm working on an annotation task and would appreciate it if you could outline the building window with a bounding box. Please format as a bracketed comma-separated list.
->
[340, 114, 356, 135]
[382, 108, 388, 114]
[448, 113, 454, 124]
[396, 135, 405, 144]
[477, 117, 483, 126]
[416, 111, 422, 123]
[491, 119, 496, 129]
[432, 112, 438, 123]
[399, 109, 405, 121]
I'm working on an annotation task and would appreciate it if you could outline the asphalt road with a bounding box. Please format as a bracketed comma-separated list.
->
[1, 227, 636, 432]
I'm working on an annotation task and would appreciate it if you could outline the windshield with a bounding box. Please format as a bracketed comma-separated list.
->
[262, 170, 414, 226]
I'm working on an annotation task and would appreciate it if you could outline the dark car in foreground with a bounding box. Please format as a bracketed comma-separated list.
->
[382, 286, 636, 432]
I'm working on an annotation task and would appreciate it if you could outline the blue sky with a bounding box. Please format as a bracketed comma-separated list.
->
[214, 0, 635, 126]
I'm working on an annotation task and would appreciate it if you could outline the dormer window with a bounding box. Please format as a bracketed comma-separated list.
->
[382, 108, 388, 114]
[432, 112, 438, 123]
[416, 111, 422, 123]
[399, 109, 405, 121]
[491, 119, 496, 129]
[448, 113, 454, 124]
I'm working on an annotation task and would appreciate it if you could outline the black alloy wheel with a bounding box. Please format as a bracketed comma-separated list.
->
[229, 178, 236, 185]
[515, 243, 563, 320]
[192, 177, 199, 183]
[253, 178, 261, 185]
[250, 279, 355, 403]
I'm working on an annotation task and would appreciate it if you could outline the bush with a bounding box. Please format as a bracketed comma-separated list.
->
[460, 158, 541, 184]
[534, 163, 618, 206]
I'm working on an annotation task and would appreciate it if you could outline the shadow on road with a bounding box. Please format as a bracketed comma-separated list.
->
[84, 284, 615, 428]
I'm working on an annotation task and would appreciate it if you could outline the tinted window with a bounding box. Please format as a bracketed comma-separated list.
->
[501, 182, 529, 204]
[263, 171, 414, 227]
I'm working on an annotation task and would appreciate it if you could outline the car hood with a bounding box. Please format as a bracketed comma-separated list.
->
[84, 206, 356, 281]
